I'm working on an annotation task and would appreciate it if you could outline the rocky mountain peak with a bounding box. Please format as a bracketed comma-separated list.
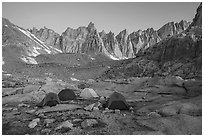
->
[64, 27, 74, 33]
[146, 28, 155, 34]
[87, 22, 96, 32]
[99, 30, 106, 37]
[101, 30, 106, 34]
[107, 31, 114, 36]
[178, 20, 191, 30]
[120, 29, 128, 35]
[136, 30, 143, 35]
[43, 26, 48, 29]
[188, 3, 202, 29]
[30, 27, 38, 35]
[3, 3, 199, 61]
[157, 20, 190, 39]
[28, 26, 61, 50]
[2, 18, 14, 27]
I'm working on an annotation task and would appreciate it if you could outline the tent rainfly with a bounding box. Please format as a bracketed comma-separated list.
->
[80, 88, 99, 99]
[58, 89, 77, 101]
[107, 92, 129, 110]
[37, 92, 60, 107]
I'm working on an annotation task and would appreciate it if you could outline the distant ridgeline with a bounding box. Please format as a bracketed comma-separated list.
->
[2, 3, 201, 62]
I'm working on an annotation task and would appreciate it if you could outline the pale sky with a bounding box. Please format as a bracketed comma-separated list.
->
[2, 2, 200, 35]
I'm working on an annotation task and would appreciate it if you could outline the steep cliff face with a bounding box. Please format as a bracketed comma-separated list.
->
[188, 3, 202, 29]
[59, 22, 104, 55]
[154, 3, 202, 63]
[100, 31, 123, 59]
[23, 6, 194, 60]
[100, 31, 115, 55]
[157, 20, 190, 39]
[60, 20, 190, 59]
[116, 29, 134, 58]
[2, 18, 62, 68]
[29, 27, 61, 50]
[81, 22, 103, 54]
[60, 26, 88, 53]
[59, 22, 123, 59]
[101, 27, 202, 79]
[129, 28, 161, 54]
[101, 3, 202, 79]
[28, 18, 190, 60]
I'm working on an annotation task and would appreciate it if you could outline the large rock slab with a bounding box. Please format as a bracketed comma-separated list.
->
[161, 76, 184, 87]
[28, 118, 40, 128]
[158, 103, 180, 116]
[81, 119, 98, 129]
[22, 85, 40, 94]
[158, 100, 202, 117]
[2, 94, 32, 104]
[55, 120, 73, 130]
[2, 88, 23, 97]
[136, 114, 202, 135]
[179, 102, 202, 116]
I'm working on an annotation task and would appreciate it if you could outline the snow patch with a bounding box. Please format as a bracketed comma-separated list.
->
[90, 57, 95, 60]
[52, 47, 62, 53]
[29, 33, 50, 50]
[70, 77, 80, 81]
[44, 48, 51, 54]
[2, 57, 5, 65]
[175, 76, 184, 81]
[121, 57, 129, 60]
[18, 27, 34, 41]
[4, 25, 8, 27]
[32, 47, 41, 56]
[185, 79, 196, 81]
[108, 54, 120, 60]
[17, 27, 52, 54]
[21, 56, 38, 64]
[108, 54, 128, 60]
[4, 73, 12, 76]
[88, 55, 95, 60]
[27, 47, 41, 57]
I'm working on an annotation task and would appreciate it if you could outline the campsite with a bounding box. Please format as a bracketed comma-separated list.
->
[2, 76, 202, 135]
[2, 2, 202, 135]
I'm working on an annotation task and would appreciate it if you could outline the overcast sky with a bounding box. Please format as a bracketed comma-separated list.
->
[2, 2, 200, 35]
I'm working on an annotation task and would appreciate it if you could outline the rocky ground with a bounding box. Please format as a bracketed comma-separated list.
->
[2, 74, 202, 135]
[2, 3, 202, 135]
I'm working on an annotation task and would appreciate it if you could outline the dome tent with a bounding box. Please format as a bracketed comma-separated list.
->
[80, 88, 99, 99]
[37, 92, 60, 107]
[107, 92, 129, 110]
[58, 89, 77, 101]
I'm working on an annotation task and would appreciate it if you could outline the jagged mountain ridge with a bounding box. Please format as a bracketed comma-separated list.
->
[157, 20, 190, 39]
[2, 18, 62, 67]
[3, 3, 200, 63]
[3, 18, 62, 55]
[188, 3, 202, 29]
[28, 26, 61, 50]
[100, 3, 202, 80]
[28, 19, 190, 60]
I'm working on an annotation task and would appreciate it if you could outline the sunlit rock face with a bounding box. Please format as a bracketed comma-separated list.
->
[3, 2, 198, 61]
[157, 20, 190, 39]
[188, 3, 202, 29]
[29, 27, 61, 50]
